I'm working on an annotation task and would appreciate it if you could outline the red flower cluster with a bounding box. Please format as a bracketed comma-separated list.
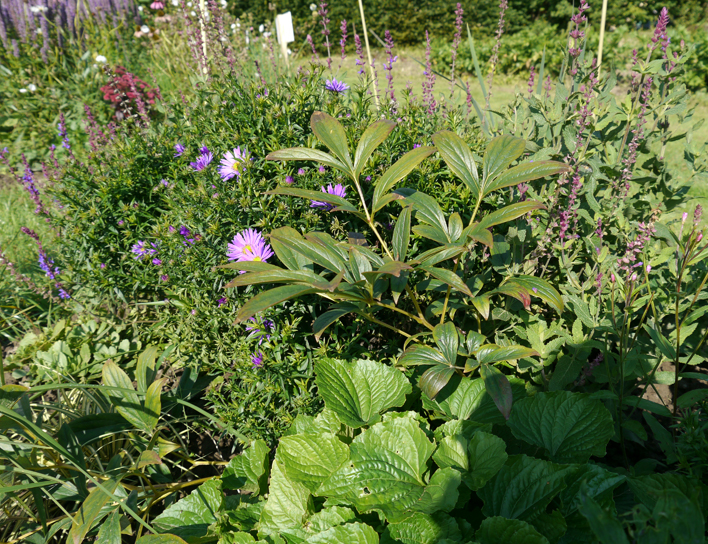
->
[100, 66, 159, 121]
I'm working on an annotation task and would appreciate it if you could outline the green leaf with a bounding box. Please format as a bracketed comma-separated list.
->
[226, 268, 333, 290]
[400, 345, 449, 368]
[102, 361, 154, 434]
[396, 189, 449, 240]
[643, 324, 676, 360]
[315, 358, 412, 428]
[304, 522, 379, 544]
[278, 432, 349, 493]
[314, 304, 359, 340]
[414, 467, 462, 514]
[476, 345, 538, 364]
[265, 147, 350, 178]
[310, 111, 353, 171]
[373, 147, 437, 212]
[136, 345, 160, 394]
[143, 379, 163, 433]
[418, 265, 473, 296]
[433, 435, 469, 471]
[548, 355, 585, 392]
[222, 439, 270, 494]
[483, 134, 526, 191]
[354, 119, 396, 178]
[384, 512, 462, 544]
[317, 417, 451, 522]
[153, 480, 223, 541]
[433, 322, 459, 365]
[431, 130, 480, 199]
[270, 229, 347, 274]
[67, 478, 120, 544]
[642, 412, 678, 464]
[96, 512, 122, 544]
[476, 516, 550, 544]
[307, 506, 357, 533]
[393, 206, 412, 261]
[559, 464, 626, 518]
[136, 536, 190, 544]
[480, 365, 513, 420]
[362, 260, 412, 284]
[577, 494, 629, 544]
[479, 455, 574, 520]
[504, 276, 564, 314]
[259, 459, 313, 532]
[267, 187, 354, 212]
[485, 160, 570, 194]
[413, 224, 450, 245]
[419, 366, 457, 400]
[508, 392, 614, 463]
[477, 201, 545, 230]
[269, 227, 314, 271]
[235, 285, 317, 323]
[464, 431, 508, 490]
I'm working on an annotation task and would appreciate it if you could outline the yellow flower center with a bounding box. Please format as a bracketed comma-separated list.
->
[244, 244, 252, 253]
[253, 256, 262, 261]
[232, 160, 241, 172]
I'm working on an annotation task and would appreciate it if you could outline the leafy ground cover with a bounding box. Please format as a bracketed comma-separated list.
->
[1, 1, 708, 543]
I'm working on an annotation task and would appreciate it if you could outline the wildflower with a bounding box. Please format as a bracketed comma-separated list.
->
[251, 352, 264, 367]
[19, 88, 27, 94]
[190, 151, 213, 171]
[311, 183, 346, 210]
[246, 317, 275, 344]
[138, 5, 144, 11]
[150, 1, 165, 9]
[297, 168, 306, 175]
[325, 78, 349, 92]
[226, 228, 274, 263]
[28, 84, 37, 92]
[161, 274, 169, 282]
[118, 220, 124, 226]
[218, 297, 228, 307]
[100, 263, 106, 268]
[171, 0, 179, 5]
[318, 165, 326, 173]
[285, 175, 294, 184]
[58, 113, 71, 150]
[161, 179, 170, 188]
[58, 288, 71, 300]
[152, 258, 162, 265]
[95, 55, 107, 63]
[132, 241, 158, 260]
[174, 143, 185, 157]
[219, 147, 248, 181]
[309, 3, 317, 10]
[694, 205, 703, 226]
[140, 25, 150, 33]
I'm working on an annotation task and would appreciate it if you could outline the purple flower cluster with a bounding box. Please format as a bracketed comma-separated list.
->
[618, 221, 656, 280]
[354, 34, 365, 75]
[649, 7, 669, 57]
[422, 31, 437, 114]
[311, 183, 346, 210]
[487, 0, 509, 105]
[527, 65, 536, 96]
[246, 317, 275, 345]
[450, 3, 464, 96]
[20, 227, 69, 299]
[568, 0, 589, 76]
[174, 142, 185, 157]
[318, 2, 332, 69]
[190, 146, 213, 171]
[383, 30, 397, 102]
[618, 77, 652, 198]
[339, 20, 347, 61]
[219, 147, 248, 181]
[131, 240, 159, 260]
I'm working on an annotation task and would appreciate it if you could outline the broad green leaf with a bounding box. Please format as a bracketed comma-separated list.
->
[317, 417, 449, 522]
[504, 276, 564, 314]
[315, 358, 412, 428]
[222, 439, 270, 494]
[362, 260, 412, 283]
[391, 271, 409, 304]
[433, 322, 459, 364]
[136, 345, 160, 394]
[461, 223, 494, 247]
[448, 213, 463, 242]
[373, 147, 436, 212]
[135, 450, 162, 469]
[384, 512, 462, 544]
[643, 324, 676, 360]
[413, 224, 450, 245]
[559, 465, 626, 517]
[431, 130, 480, 199]
[143, 378, 164, 433]
[414, 467, 462, 514]
[266, 147, 349, 178]
[354, 119, 396, 178]
[470, 294, 491, 320]
[652, 489, 704, 544]
[67, 478, 120, 544]
[480, 365, 513, 420]
[311, 111, 354, 172]
[226, 269, 333, 290]
[96, 512, 122, 544]
[419, 366, 457, 400]
[479, 455, 574, 520]
[269, 229, 346, 274]
[102, 361, 153, 433]
[153, 480, 223, 541]
[307, 506, 357, 533]
[418, 265, 473, 296]
[278, 432, 349, 492]
[477, 201, 545, 230]
[508, 392, 614, 463]
[577, 494, 629, 544]
[485, 160, 570, 194]
[399, 345, 449, 368]
[465, 431, 508, 490]
[643, 412, 678, 463]
[269, 227, 313, 271]
[483, 134, 526, 190]
[628, 473, 705, 515]
[476, 345, 538, 364]
[393, 206, 412, 261]
[529, 509, 567, 544]
[235, 285, 317, 323]
[423, 375, 526, 425]
[314, 304, 359, 340]
[433, 435, 469, 471]
[549, 355, 585, 392]
[396, 189, 449, 240]
[476, 517, 550, 544]
[136, 536, 190, 544]
[304, 522, 379, 544]
[260, 459, 313, 532]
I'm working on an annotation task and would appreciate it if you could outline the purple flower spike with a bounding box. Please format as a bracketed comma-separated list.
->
[251, 351, 264, 367]
[311, 183, 346, 211]
[227, 228, 274, 265]
[219, 147, 248, 181]
[325, 78, 350, 92]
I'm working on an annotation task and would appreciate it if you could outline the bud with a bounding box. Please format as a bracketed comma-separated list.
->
[682, 212, 688, 224]
[646, 265, 651, 273]
[631, 273, 637, 281]
[611, 273, 616, 283]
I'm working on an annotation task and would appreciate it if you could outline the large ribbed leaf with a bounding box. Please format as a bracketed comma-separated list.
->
[266, 147, 350, 178]
[102, 361, 157, 433]
[559, 464, 626, 517]
[432, 130, 480, 199]
[479, 455, 574, 520]
[354, 119, 397, 178]
[278, 433, 349, 493]
[222, 439, 270, 495]
[508, 392, 614, 463]
[305, 522, 379, 544]
[259, 459, 313, 532]
[476, 201, 545, 230]
[372, 147, 436, 212]
[315, 358, 412, 428]
[476, 517, 550, 544]
[310, 111, 353, 171]
[384, 512, 462, 544]
[153, 480, 223, 541]
[465, 431, 508, 490]
[269, 227, 313, 271]
[235, 285, 317, 323]
[482, 134, 526, 189]
[317, 417, 458, 522]
[485, 160, 570, 194]
[504, 276, 564, 314]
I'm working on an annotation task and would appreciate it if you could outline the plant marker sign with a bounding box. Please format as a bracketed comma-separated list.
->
[275, 11, 295, 67]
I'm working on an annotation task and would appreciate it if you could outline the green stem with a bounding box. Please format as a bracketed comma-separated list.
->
[365, 313, 412, 338]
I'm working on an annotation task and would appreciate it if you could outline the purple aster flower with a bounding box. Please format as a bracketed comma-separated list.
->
[58, 288, 71, 300]
[169, 226, 176, 233]
[297, 168, 306, 175]
[118, 220, 124, 226]
[161, 179, 169, 187]
[325, 78, 350, 92]
[318, 165, 326, 173]
[251, 352, 264, 367]
[285, 175, 294, 184]
[191, 309, 196, 315]
[179, 226, 191, 237]
[200, 145, 210, 155]
[219, 147, 248, 181]
[413, 143, 421, 149]
[218, 297, 228, 307]
[246, 317, 275, 345]
[174, 143, 185, 157]
[311, 183, 347, 210]
[100, 263, 106, 269]
[132, 240, 148, 259]
[152, 258, 162, 265]
[226, 228, 274, 264]
[161, 274, 169, 282]
[190, 151, 213, 171]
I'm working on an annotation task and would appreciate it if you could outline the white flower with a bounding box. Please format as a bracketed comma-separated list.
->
[287, 48, 292, 55]
[309, 3, 317, 11]
[186, 1, 192, 6]
[28, 84, 37, 91]
[190, 10, 195, 16]
[29, 5, 47, 13]
[138, 5, 143, 11]
[230, 23, 236, 29]
[171, 0, 179, 5]
[36, 28, 43, 35]
[96, 55, 107, 63]
[258, 24, 264, 32]
[263, 31, 271, 38]
[219, 0, 227, 6]
[141, 24, 150, 33]
[19, 88, 27, 93]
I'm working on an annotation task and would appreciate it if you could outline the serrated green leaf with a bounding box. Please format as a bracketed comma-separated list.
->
[432, 130, 480, 199]
[354, 119, 397, 178]
[222, 439, 270, 494]
[373, 147, 436, 212]
[433, 435, 469, 471]
[559, 465, 626, 517]
[153, 480, 223, 541]
[278, 433, 349, 493]
[316, 359, 412, 428]
[304, 522, 379, 544]
[577, 494, 629, 544]
[479, 455, 574, 520]
[260, 459, 313, 532]
[508, 392, 614, 463]
[307, 506, 357, 533]
[476, 516, 550, 544]
[385, 512, 462, 544]
[465, 431, 508, 490]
